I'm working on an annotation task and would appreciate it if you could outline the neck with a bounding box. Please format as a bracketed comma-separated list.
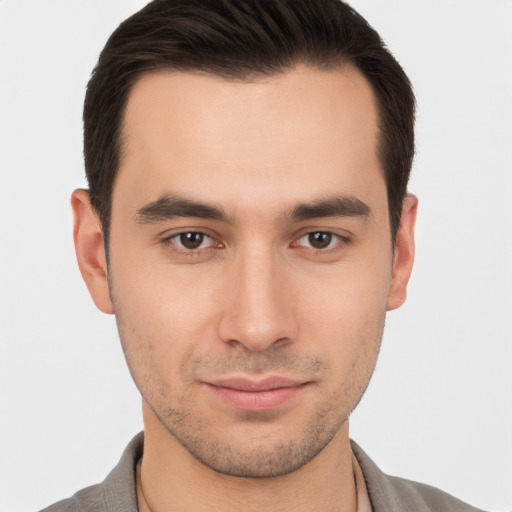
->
[138, 403, 357, 512]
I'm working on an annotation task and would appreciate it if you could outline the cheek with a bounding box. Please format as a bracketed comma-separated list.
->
[310, 287, 386, 403]
[296, 255, 390, 369]
[311, 293, 385, 372]
[109, 261, 222, 390]
[112, 251, 221, 331]
[300, 256, 392, 330]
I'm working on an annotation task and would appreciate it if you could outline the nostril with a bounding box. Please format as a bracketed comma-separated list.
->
[221, 335, 292, 352]
[273, 337, 292, 348]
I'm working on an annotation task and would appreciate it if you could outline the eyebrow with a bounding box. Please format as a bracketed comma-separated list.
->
[135, 195, 232, 224]
[135, 194, 370, 225]
[288, 195, 370, 222]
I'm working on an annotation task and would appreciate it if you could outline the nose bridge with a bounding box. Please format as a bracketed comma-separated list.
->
[219, 242, 295, 351]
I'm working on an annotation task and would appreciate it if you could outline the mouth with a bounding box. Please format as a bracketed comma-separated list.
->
[202, 377, 311, 412]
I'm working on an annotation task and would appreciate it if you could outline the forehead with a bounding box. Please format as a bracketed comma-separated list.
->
[116, 65, 384, 216]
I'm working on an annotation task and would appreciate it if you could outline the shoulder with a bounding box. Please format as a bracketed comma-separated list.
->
[39, 484, 103, 512]
[38, 433, 143, 512]
[384, 474, 486, 512]
[351, 440, 486, 512]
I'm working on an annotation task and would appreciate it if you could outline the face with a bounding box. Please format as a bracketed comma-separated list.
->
[74, 65, 416, 478]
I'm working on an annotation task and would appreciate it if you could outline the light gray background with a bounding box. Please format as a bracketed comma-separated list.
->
[1, 1, 511, 511]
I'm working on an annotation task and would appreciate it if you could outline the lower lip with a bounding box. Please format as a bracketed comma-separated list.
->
[205, 383, 308, 411]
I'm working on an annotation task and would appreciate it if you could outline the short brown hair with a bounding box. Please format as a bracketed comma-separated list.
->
[84, 0, 415, 244]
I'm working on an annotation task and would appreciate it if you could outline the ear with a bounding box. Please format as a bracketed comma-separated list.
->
[71, 189, 114, 314]
[387, 193, 418, 311]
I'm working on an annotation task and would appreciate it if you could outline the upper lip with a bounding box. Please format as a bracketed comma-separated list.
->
[205, 377, 307, 391]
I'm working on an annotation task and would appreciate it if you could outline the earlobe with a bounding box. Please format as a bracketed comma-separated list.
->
[71, 189, 114, 314]
[386, 193, 418, 311]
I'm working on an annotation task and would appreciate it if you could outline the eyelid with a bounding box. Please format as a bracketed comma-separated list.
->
[171, 232, 214, 249]
[157, 227, 350, 255]
[157, 225, 219, 242]
[290, 229, 351, 252]
[160, 229, 223, 254]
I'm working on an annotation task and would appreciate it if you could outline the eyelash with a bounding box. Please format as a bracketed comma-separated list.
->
[162, 230, 350, 258]
[163, 231, 221, 256]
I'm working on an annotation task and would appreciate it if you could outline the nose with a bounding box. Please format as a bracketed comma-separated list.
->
[218, 246, 297, 352]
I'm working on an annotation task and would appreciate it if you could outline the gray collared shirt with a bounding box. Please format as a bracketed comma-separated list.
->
[40, 432, 485, 512]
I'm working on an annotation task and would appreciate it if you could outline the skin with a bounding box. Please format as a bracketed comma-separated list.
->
[72, 65, 417, 511]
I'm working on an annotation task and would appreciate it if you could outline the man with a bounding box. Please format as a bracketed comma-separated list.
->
[39, 0, 485, 510]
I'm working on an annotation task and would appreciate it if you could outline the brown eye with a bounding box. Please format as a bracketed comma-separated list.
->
[179, 232, 204, 249]
[308, 231, 333, 249]
[172, 232, 211, 250]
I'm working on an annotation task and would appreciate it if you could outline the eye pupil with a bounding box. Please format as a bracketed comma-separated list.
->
[308, 232, 332, 249]
[180, 232, 204, 249]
